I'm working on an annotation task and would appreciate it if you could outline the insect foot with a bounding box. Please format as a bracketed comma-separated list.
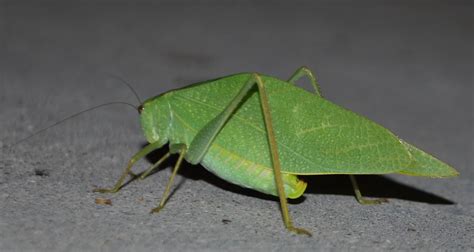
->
[288, 226, 313, 237]
[93, 188, 120, 193]
[357, 198, 389, 205]
[150, 206, 164, 214]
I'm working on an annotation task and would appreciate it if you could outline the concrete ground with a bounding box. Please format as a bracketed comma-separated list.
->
[1, 1, 472, 251]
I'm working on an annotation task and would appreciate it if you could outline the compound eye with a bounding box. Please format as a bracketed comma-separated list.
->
[138, 104, 144, 114]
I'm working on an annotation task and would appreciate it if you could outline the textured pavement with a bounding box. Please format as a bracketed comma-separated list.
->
[1, 1, 473, 251]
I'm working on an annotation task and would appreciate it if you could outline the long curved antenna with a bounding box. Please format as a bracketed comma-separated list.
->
[107, 74, 143, 105]
[10, 101, 137, 148]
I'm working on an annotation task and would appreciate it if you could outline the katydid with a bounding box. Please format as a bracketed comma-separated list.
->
[89, 67, 458, 236]
[13, 67, 458, 236]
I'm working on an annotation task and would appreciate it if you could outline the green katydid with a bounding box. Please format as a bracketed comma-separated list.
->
[87, 66, 458, 236]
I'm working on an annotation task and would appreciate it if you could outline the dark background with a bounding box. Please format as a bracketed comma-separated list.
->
[1, 1, 472, 251]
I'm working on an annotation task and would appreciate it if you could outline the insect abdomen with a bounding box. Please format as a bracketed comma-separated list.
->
[201, 143, 307, 199]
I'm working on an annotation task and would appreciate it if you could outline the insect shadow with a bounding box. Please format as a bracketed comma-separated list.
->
[138, 144, 454, 205]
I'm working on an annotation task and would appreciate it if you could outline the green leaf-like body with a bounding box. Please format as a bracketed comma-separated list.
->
[139, 73, 458, 197]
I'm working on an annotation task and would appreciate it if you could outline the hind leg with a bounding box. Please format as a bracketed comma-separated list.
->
[349, 175, 388, 205]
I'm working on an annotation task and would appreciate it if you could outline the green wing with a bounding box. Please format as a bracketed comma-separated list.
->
[167, 73, 458, 177]
[398, 140, 458, 177]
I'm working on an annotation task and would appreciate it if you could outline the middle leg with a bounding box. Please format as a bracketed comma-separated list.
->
[150, 145, 187, 213]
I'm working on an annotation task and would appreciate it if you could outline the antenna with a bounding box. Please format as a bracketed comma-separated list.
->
[107, 73, 143, 105]
[10, 101, 138, 148]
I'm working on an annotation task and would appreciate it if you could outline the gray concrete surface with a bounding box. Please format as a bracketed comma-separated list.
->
[1, 1, 473, 251]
